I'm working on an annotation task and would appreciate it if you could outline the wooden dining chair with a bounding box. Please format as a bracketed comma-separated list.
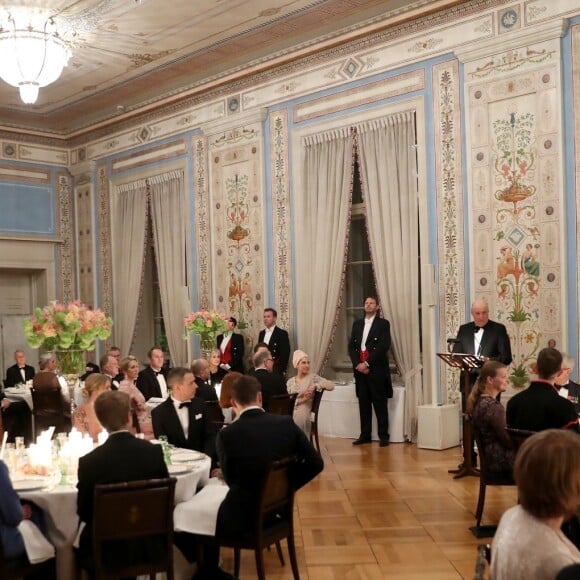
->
[309, 389, 325, 452]
[263, 393, 298, 416]
[472, 426, 516, 528]
[30, 387, 71, 438]
[197, 456, 300, 580]
[505, 427, 536, 454]
[0, 534, 56, 580]
[77, 477, 176, 580]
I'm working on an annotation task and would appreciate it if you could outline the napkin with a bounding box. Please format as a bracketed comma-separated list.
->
[173, 479, 229, 536]
[17, 520, 55, 564]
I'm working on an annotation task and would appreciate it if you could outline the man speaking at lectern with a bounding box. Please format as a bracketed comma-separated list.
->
[453, 299, 513, 389]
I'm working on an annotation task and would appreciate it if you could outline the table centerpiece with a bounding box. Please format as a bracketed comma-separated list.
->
[184, 309, 228, 358]
[23, 300, 113, 418]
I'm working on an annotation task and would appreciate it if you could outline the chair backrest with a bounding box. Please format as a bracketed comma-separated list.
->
[505, 427, 535, 454]
[309, 389, 324, 424]
[31, 387, 66, 416]
[471, 422, 492, 478]
[264, 393, 298, 416]
[92, 477, 176, 579]
[256, 456, 297, 531]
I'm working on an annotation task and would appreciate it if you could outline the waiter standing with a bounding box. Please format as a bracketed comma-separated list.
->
[348, 296, 392, 447]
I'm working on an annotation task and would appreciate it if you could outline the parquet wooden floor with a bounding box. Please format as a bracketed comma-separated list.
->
[219, 436, 517, 579]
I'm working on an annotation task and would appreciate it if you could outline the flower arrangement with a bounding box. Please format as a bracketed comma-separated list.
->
[23, 301, 113, 375]
[184, 310, 228, 353]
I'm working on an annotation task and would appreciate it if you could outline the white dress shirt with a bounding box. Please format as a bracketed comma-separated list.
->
[219, 333, 232, 353]
[474, 328, 484, 356]
[172, 397, 190, 436]
[154, 370, 168, 398]
[361, 315, 375, 352]
[263, 326, 275, 345]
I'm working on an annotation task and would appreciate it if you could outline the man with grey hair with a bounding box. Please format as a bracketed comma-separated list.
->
[252, 348, 286, 408]
[556, 353, 580, 414]
[4, 350, 35, 388]
[190, 358, 218, 403]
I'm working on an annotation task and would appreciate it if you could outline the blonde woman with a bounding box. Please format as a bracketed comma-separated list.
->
[73, 373, 111, 441]
[286, 350, 334, 436]
[208, 348, 227, 386]
[119, 356, 154, 439]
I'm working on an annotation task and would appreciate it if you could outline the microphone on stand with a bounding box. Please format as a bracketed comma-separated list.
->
[446, 338, 461, 352]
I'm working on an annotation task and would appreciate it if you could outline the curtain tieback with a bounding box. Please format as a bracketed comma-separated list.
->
[401, 365, 422, 383]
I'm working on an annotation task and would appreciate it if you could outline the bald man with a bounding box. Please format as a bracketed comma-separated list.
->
[453, 299, 513, 388]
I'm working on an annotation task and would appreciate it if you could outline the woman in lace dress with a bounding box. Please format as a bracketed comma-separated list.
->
[467, 360, 514, 474]
[286, 350, 334, 436]
[73, 373, 110, 441]
[118, 356, 154, 439]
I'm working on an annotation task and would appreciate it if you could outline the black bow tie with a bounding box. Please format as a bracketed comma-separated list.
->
[154, 371, 161, 377]
[474, 326, 482, 333]
[179, 401, 191, 409]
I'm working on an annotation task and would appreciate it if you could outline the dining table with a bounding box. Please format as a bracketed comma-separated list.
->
[11, 445, 212, 580]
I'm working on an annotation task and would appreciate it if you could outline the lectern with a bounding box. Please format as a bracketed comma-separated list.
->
[437, 352, 483, 479]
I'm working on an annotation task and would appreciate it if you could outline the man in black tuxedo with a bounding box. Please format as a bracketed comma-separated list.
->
[136, 346, 168, 401]
[252, 349, 286, 408]
[216, 317, 245, 374]
[453, 299, 513, 389]
[258, 308, 290, 377]
[190, 359, 219, 402]
[151, 367, 216, 458]
[4, 350, 35, 387]
[99, 354, 120, 390]
[555, 354, 580, 414]
[507, 348, 578, 432]
[76, 390, 168, 569]
[348, 296, 392, 447]
[192, 374, 322, 579]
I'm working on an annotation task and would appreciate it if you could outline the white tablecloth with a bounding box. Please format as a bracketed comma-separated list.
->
[318, 383, 405, 442]
[4, 382, 87, 410]
[16, 450, 211, 580]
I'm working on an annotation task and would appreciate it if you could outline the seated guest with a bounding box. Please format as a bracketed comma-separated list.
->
[247, 342, 269, 376]
[107, 345, 125, 383]
[0, 391, 32, 444]
[219, 371, 243, 423]
[79, 360, 100, 382]
[491, 430, 580, 579]
[76, 390, 168, 569]
[136, 347, 168, 401]
[99, 354, 120, 390]
[216, 317, 245, 373]
[286, 350, 334, 436]
[151, 367, 216, 458]
[33, 354, 70, 408]
[507, 348, 578, 431]
[194, 375, 323, 578]
[208, 349, 227, 387]
[118, 356, 154, 439]
[467, 361, 513, 474]
[556, 354, 580, 414]
[190, 358, 219, 402]
[74, 373, 111, 442]
[252, 349, 286, 408]
[4, 350, 35, 387]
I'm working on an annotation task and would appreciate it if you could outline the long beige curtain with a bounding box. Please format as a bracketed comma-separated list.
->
[149, 170, 189, 366]
[111, 180, 149, 356]
[356, 112, 422, 441]
[295, 128, 354, 372]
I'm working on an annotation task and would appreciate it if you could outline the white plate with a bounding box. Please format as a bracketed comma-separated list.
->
[171, 450, 205, 463]
[167, 464, 192, 476]
[12, 478, 50, 492]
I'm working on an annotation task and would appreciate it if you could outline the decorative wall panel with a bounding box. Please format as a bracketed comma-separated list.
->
[432, 60, 465, 405]
[204, 119, 266, 354]
[97, 164, 114, 331]
[462, 34, 564, 394]
[56, 173, 75, 303]
[75, 174, 95, 309]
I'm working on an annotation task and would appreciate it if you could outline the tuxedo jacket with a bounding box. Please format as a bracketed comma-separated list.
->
[258, 326, 290, 376]
[561, 379, 580, 414]
[76, 432, 168, 565]
[194, 377, 218, 403]
[506, 381, 578, 432]
[151, 398, 216, 458]
[4, 364, 35, 388]
[253, 368, 287, 407]
[453, 320, 512, 364]
[216, 408, 323, 538]
[136, 366, 168, 401]
[348, 316, 393, 397]
[216, 333, 245, 373]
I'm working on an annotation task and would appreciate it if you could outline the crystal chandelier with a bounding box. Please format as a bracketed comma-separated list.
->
[0, 13, 71, 104]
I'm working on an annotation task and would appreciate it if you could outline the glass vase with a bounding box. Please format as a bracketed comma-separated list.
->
[199, 335, 215, 359]
[54, 349, 85, 421]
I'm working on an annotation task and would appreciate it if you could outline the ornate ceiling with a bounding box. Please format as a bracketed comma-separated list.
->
[0, 0, 463, 138]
